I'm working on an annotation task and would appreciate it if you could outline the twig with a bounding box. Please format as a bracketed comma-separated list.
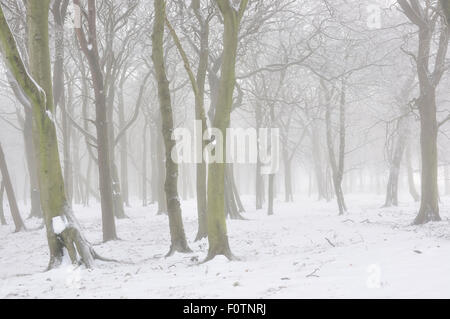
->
[306, 268, 320, 278]
[325, 237, 336, 247]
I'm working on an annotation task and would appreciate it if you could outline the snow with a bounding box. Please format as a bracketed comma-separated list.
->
[45, 110, 55, 123]
[52, 216, 66, 235]
[1, 194, 450, 298]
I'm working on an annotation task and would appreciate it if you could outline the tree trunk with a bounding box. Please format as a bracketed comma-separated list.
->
[310, 124, 328, 201]
[384, 120, 408, 207]
[0, 0, 101, 268]
[445, 164, 450, 196]
[155, 119, 167, 214]
[205, 0, 248, 261]
[283, 147, 293, 202]
[23, 109, 42, 218]
[152, 0, 191, 256]
[0, 143, 26, 232]
[324, 81, 347, 215]
[74, 0, 117, 241]
[118, 83, 130, 207]
[414, 91, 440, 224]
[255, 106, 265, 210]
[0, 180, 6, 225]
[61, 86, 73, 206]
[142, 122, 148, 207]
[405, 144, 420, 202]
[267, 174, 274, 215]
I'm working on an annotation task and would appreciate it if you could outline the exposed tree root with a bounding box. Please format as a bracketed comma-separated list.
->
[165, 242, 193, 257]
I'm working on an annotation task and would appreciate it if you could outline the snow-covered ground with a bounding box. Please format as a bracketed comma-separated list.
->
[1, 194, 450, 299]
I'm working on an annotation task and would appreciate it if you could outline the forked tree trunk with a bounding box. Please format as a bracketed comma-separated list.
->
[152, 0, 191, 256]
[0, 143, 25, 232]
[74, 0, 117, 241]
[324, 80, 347, 215]
[0, 1, 101, 268]
[204, 0, 249, 262]
[398, 0, 448, 224]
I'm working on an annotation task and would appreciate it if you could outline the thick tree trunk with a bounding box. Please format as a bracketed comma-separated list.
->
[204, 0, 248, 261]
[152, 0, 191, 256]
[106, 84, 126, 219]
[414, 92, 440, 224]
[155, 120, 167, 214]
[23, 109, 42, 218]
[0, 143, 26, 232]
[0, 1, 100, 268]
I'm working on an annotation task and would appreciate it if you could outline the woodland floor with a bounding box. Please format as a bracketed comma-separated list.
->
[1, 194, 450, 298]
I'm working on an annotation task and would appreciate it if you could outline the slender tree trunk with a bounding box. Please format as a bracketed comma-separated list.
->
[74, 0, 117, 241]
[283, 147, 293, 202]
[255, 106, 265, 210]
[152, 0, 191, 256]
[142, 122, 148, 207]
[0, 143, 25, 232]
[324, 80, 347, 215]
[118, 83, 130, 207]
[384, 120, 408, 207]
[445, 164, 450, 196]
[310, 124, 328, 201]
[405, 144, 420, 202]
[0, 180, 6, 225]
[267, 174, 274, 215]
[61, 87, 73, 206]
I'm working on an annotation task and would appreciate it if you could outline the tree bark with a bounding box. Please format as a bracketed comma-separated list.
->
[204, 0, 248, 261]
[152, 0, 191, 256]
[118, 81, 130, 207]
[405, 143, 420, 202]
[0, 180, 6, 225]
[0, 1, 99, 268]
[415, 91, 440, 223]
[74, 0, 118, 240]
